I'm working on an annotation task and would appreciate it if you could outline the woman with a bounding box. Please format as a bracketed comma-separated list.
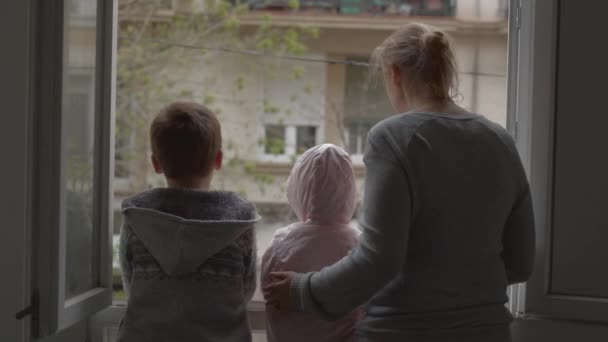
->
[264, 23, 535, 342]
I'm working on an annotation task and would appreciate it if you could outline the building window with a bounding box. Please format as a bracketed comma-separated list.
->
[258, 55, 325, 162]
[345, 123, 371, 156]
[296, 126, 317, 154]
[260, 124, 319, 161]
[158, 0, 174, 10]
[264, 125, 287, 155]
[343, 56, 392, 159]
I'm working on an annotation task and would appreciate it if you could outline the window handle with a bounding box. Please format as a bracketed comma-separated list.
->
[15, 305, 34, 320]
[15, 293, 38, 320]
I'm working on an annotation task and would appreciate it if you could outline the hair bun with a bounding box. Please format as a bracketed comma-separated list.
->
[371, 23, 458, 103]
[425, 30, 447, 55]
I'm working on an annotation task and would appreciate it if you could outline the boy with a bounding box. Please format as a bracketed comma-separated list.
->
[118, 102, 260, 342]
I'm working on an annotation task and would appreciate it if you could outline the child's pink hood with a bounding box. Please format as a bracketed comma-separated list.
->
[287, 144, 357, 225]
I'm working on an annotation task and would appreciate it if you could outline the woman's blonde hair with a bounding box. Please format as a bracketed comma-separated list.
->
[371, 23, 459, 104]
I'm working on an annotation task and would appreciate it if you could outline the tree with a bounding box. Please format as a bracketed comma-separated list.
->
[115, 0, 323, 197]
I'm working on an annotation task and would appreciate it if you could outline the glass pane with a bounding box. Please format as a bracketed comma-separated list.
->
[264, 125, 286, 155]
[112, 1, 509, 305]
[345, 125, 359, 155]
[114, 119, 133, 179]
[296, 126, 317, 154]
[63, 0, 98, 299]
[344, 57, 393, 125]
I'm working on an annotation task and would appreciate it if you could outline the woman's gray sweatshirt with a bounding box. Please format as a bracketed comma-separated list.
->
[291, 112, 535, 340]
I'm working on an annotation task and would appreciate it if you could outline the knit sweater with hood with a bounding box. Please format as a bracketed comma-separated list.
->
[261, 144, 362, 342]
[118, 188, 260, 342]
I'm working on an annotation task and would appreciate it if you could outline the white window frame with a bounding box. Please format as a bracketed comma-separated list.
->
[514, 0, 608, 323]
[33, 0, 116, 337]
[258, 124, 296, 163]
[505, 0, 527, 316]
[257, 124, 321, 163]
[343, 123, 369, 165]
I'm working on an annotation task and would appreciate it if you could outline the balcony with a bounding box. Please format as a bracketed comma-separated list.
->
[248, 0, 456, 17]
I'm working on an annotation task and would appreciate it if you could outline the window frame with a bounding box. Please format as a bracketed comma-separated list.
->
[90, 1, 529, 339]
[504, 0, 525, 316]
[33, 0, 116, 337]
[516, 0, 608, 323]
[257, 124, 321, 163]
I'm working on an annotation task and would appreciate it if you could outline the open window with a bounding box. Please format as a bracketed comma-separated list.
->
[32, 0, 116, 337]
[512, 0, 608, 323]
[22, 0, 527, 340]
[19, 0, 608, 341]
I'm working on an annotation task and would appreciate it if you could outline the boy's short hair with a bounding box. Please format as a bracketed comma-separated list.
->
[150, 101, 221, 180]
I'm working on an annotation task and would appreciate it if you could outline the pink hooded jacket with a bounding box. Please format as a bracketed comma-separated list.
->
[261, 144, 362, 342]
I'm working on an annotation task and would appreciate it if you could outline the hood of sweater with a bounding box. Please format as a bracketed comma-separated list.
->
[121, 188, 260, 276]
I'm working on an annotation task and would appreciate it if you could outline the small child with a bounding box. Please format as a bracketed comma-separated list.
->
[118, 102, 260, 342]
[261, 144, 362, 342]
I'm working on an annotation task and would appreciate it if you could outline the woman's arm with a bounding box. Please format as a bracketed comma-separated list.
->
[502, 185, 536, 284]
[290, 136, 413, 319]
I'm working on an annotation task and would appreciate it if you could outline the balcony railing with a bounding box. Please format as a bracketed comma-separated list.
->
[248, 0, 456, 17]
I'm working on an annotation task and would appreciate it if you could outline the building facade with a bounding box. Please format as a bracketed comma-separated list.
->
[114, 0, 508, 230]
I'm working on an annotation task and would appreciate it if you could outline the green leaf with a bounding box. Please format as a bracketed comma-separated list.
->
[235, 3, 249, 15]
[244, 161, 257, 174]
[227, 157, 241, 168]
[204, 94, 217, 105]
[263, 100, 280, 114]
[180, 89, 194, 98]
[291, 66, 305, 80]
[224, 15, 240, 30]
[256, 37, 274, 50]
[266, 138, 285, 155]
[216, 0, 231, 17]
[287, 0, 300, 10]
[305, 84, 313, 94]
[235, 76, 245, 91]
[302, 26, 321, 39]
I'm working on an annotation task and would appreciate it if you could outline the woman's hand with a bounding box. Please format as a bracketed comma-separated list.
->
[263, 271, 297, 312]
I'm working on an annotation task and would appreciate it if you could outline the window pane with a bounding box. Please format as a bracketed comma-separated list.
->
[264, 125, 286, 155]
[343, 56, 392, 156]
[114, 120, 133, 179]
[111, 1, 509, 307]
[63, 0, 98, 299]
[296, 126, 317, 154]
[346, 125, 359, 154]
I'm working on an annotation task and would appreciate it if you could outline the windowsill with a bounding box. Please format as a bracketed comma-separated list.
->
[106, 300, 267, 330]
[110, 299, 266, 311]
